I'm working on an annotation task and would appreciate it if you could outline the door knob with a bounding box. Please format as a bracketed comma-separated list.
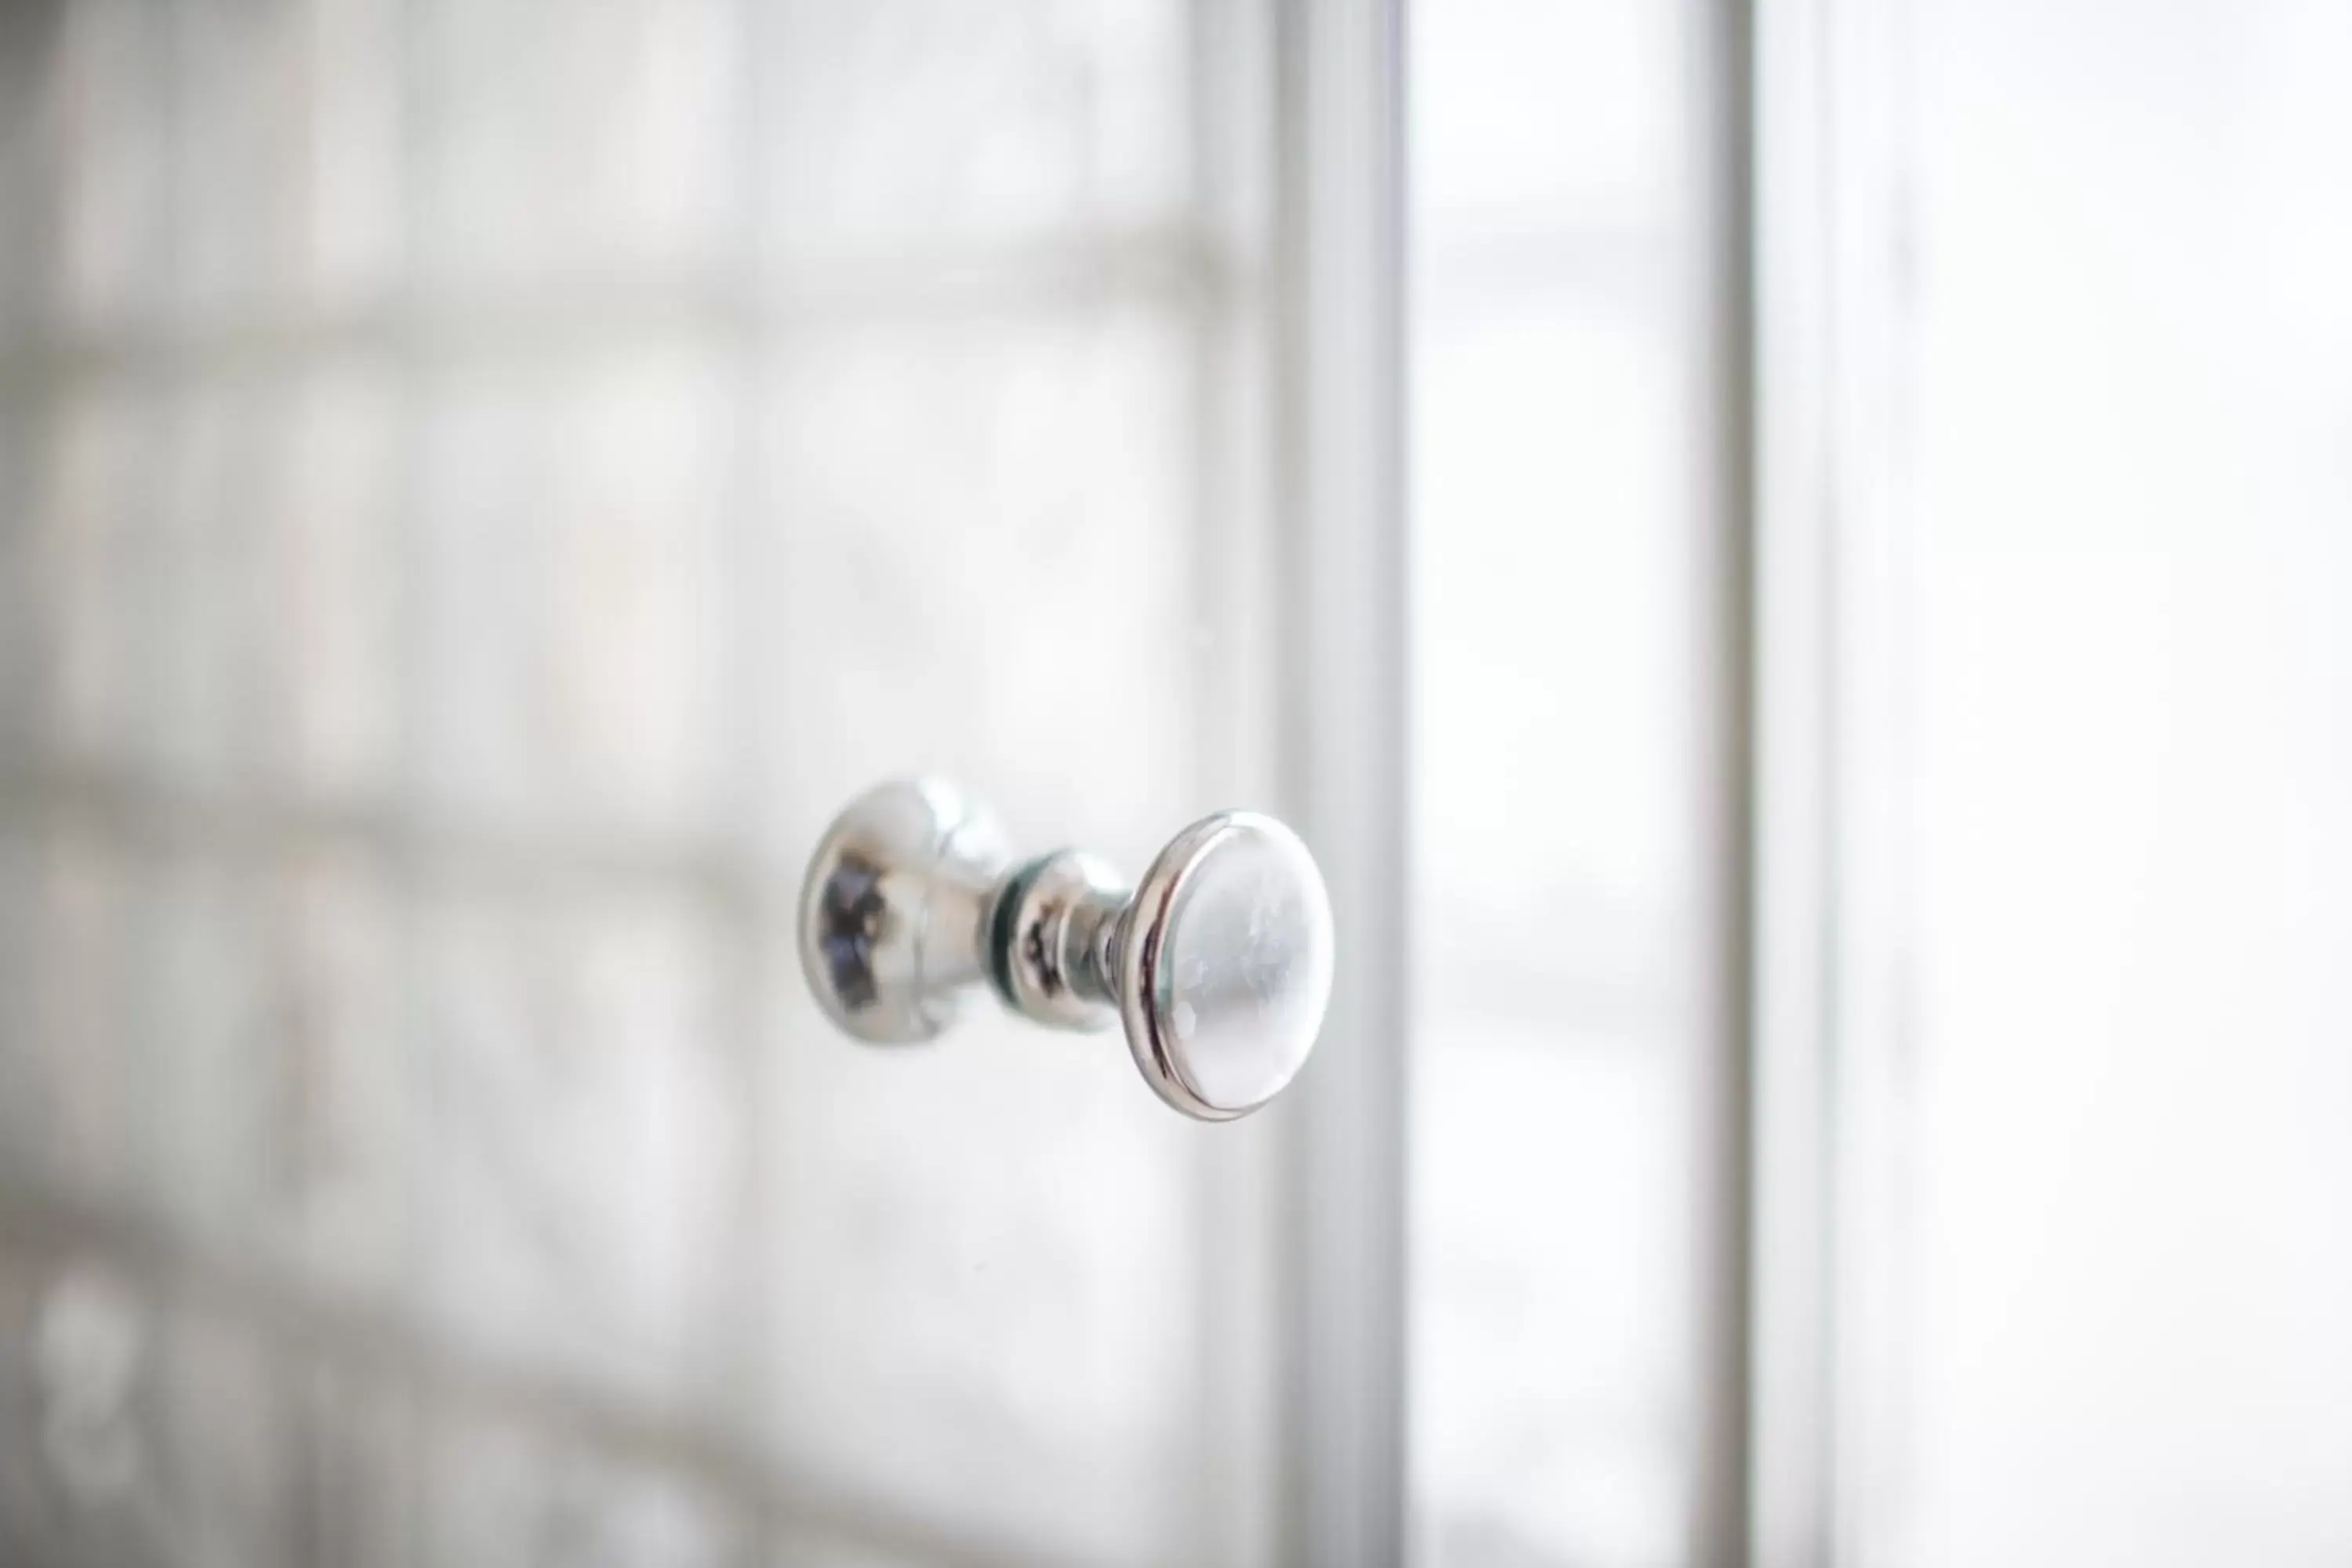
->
[797, 779, 1334, 1121]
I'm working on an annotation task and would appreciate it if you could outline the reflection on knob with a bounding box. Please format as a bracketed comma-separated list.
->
[797, 779, 1334, 1121]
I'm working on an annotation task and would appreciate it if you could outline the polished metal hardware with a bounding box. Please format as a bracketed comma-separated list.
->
[798, 779, 1334, 1120]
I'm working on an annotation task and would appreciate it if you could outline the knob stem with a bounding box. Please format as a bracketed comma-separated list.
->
[984, 850, 1130, 1029]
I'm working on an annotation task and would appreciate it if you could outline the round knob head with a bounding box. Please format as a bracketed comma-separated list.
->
[1118, 811, 1335, 1120]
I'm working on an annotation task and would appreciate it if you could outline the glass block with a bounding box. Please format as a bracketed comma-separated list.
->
[0, 416, 35, 757]
[151, 1298, 298, 1568]
[26, 383, 167, 777]
[145, 377, 278, 794]
[123, 846, 408, 1291]
[758, 0, 1189, 265]
[0, 9, 46, 342]
[4, 829, 140, 1203]
[164, 0, 402, 321]
[259, 357, 402, 805]
[270, 849, 412, 1301]
[168, 0, 313, 321]
[758, 985, 1216, 1565]
[408, 0, 741, 292]
[0, 1254, 169, 1568]
[0, 830, 42, 1183]
[125, 848, 285, 1261]
[310, 0, 405, 310]
[43, 0, 171, 333]
[0, 1250, 66, 1565]
[413, 347, 731, 844]
[416, 1404, 753, 1568]
[291, 1351, 419, 1568]
[408, 880, 752, 1415]
[755, 303, 1198, 870]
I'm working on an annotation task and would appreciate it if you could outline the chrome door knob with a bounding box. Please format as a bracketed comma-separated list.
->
[798, 779, 1334, 1120]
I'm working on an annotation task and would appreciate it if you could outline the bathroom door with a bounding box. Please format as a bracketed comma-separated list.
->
[0, 2, 1401, 1565]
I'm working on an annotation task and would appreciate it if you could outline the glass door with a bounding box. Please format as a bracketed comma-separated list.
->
[0, 2, 1403, 1563]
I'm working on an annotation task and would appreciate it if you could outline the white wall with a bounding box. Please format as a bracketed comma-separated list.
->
[1898, 1, 2352, 1561]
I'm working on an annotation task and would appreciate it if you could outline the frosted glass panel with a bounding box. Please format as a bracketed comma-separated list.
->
[1410, 0, 1719, 1561]
[0, 2, 1276, 1564]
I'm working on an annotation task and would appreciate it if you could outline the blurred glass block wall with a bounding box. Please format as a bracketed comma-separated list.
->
[1410, 0, 1727, 1563]
[0, 1, 1282, 1564]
